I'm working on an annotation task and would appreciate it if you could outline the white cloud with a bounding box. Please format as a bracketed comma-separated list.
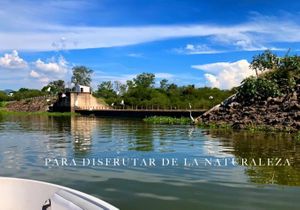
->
[34, 56, 68, 74]
[155, 73, 174, 79]
[204, 74, 220, 88]
[0, 14, 299, 51]
[192, 60, 255, 89]
[0, 50, 27, 69]
[0, 49, 71, 89]
[127, 53, 144, 58]
[38, 77, 50, 84]
[0, 1, 299, 52]
[29, 70, 40, 78]
[174, 44, 223, 54]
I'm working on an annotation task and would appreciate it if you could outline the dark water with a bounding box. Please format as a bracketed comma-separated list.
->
[0, 114, 300, 210]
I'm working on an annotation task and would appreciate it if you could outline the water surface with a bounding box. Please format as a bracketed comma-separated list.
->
[0, 114, 300, 210]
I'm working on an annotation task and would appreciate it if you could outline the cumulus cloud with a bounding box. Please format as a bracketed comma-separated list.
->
[192, 60, 255, 89]
[29, 56, 70, 85]
[34, 56, 68, 74]
[0, 50, 27, 69]
[0, 50, 71, 89]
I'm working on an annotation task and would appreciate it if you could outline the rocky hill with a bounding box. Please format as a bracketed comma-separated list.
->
[6, 96, 57, 112]
[196, 84, 300, 132]
[196, 50, 300, 132]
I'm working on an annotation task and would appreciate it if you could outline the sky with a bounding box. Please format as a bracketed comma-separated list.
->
[1, 0, 300, 90]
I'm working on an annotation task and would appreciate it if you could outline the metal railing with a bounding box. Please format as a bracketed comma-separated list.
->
[75, 105, 205, 111]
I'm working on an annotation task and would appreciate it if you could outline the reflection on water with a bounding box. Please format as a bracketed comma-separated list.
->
[0, 114, 300, 210]
[207, 130, 300, 186]
[71, 117, 96, 156]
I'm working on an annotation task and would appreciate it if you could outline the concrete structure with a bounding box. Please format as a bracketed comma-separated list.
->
[70, 92, 108, 112]
[75, 84, 91, 93]
[51, 91, 109, 112]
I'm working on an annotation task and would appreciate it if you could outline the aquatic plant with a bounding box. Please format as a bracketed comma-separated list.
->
[143, 116, 191, 125]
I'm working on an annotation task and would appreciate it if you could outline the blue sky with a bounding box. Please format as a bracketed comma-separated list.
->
[1, 0, 300, 90]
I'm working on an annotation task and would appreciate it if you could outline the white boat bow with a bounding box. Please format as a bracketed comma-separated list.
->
[0, 177, 119, 210]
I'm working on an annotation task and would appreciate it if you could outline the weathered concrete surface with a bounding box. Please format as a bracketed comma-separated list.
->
[51, 92, 109, 112]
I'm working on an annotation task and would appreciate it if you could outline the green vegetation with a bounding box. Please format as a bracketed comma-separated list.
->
[94, 72, 233, 109]
[0, 101, 8, 108]
[0, 91, 10, 101]
[0, 88, 46, 101]
[237, 50, 300, 103]
[41, 80, 65, 94]
[237, 76, 281, 103]
[143, 116, 191, 125]
[71, 66, 93, 86]
[295, 131, 300, 141]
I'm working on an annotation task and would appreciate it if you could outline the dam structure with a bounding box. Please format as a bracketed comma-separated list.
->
[51, 85, 206, 118]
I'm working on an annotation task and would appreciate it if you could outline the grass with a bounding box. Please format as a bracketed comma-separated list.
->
[96, 97, 109, 106]
[143, 116, 191, 125]
[197, 122, 231, 130]
[0, 101, 8, 108]
[295, 131, 300, 142]
[0, 110, 78, 117]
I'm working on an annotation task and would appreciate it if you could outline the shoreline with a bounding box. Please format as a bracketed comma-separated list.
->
[0, 110, 77, 117]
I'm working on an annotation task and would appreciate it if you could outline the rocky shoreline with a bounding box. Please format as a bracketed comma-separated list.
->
[196, 84, 300, 132]
[6, 96, 57, 112]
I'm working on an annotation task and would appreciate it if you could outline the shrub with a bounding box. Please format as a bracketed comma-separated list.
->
[237, 76, 281, 103]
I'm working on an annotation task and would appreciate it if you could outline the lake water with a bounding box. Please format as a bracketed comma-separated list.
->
[0, 114, 300, 210]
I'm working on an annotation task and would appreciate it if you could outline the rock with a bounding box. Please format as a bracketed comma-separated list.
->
[197, 84, 300, 132]
[290, 92, 298, 101]
[292, 122, 300, 129]
[232, 122, 246, 130]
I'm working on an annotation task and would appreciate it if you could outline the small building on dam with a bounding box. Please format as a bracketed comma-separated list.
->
[50, 85, 109, 112]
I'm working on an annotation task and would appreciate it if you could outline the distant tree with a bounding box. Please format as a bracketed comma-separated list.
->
[133, 73, 155, 88]
[94, 72, 232, 109]
[250, 50, 279, 77]
[160, 79, 169, 90]
[42, 80, 65, 94]
[114, 81, 127, 96]
[18, 88, 29, 92]
[95, 81, 117, 99]
[71, 66, 93, 86]
[126, 80, 135, 89]
[0, 91, 9, 101]
[13, 88, 45, 101]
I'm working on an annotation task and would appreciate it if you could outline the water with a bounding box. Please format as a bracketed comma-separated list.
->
[0, 114, 300, 210]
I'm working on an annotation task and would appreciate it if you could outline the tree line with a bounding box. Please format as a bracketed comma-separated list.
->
[93, 73, 233, 109]
[0, 66, 233, 109]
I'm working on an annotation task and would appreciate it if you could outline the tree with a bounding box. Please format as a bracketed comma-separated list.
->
[160, 79, 169, 90]
[114, 81, 127, 96]
[95, 81, 117, 99]
[42, 80, 65, 94]
[0, 91, 9, 101]
[71, 66, 93, 86]
[133, 73, 155, 88]
[250, 50, 279, 77]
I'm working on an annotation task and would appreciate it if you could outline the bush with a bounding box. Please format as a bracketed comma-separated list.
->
[237, 76, 281, 103]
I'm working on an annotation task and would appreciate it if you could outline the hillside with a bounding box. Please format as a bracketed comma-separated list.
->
[196, 50, 300, 132]
[6, 96, 57, 112]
